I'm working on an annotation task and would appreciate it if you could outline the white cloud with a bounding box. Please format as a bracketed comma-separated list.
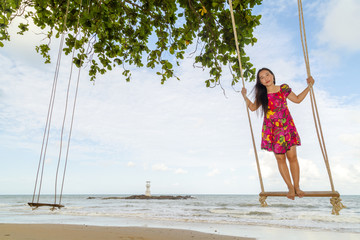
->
[207, 168, 220, 177]
[318, 0, 360, 51]
[3, 13, 59, 67]
[339, 133, 360, 148]
[84, 159, 120, 167]
[310, 49, 341, 69]
[223, 176, 239, 185]
[174, 168, 188, 174]
[333, 163, 360, 184]
[298, 158, 322, 183]
[152, 163, 170, 172]
[260, 0, 297, 16]
[257, 151, 278, 179]
[45, 158, 54, 164]
[127, 161, 135, 167]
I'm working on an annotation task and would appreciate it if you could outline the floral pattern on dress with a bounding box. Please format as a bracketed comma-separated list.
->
[261, 84, 301, 154]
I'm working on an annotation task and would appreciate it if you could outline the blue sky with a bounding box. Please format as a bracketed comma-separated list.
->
[1, 0, 359, 196]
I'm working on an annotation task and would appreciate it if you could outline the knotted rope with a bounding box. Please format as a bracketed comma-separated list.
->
[330, 197, 346, 215]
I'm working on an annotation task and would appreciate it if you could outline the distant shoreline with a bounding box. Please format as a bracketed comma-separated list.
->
[87, 194, 194, 200]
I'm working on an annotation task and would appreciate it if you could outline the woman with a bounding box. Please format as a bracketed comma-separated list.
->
[241, 68, 314, 200]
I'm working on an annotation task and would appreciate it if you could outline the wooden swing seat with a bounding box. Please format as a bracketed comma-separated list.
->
[258, 191, 345, 214]
[28, 202, 64, 209]
[259, 191, 340, 198]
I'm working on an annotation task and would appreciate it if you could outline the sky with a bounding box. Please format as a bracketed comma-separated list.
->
[1, 0, 359, 196]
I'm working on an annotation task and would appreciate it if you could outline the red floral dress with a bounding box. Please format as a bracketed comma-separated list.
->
[261, 84, 301, 154]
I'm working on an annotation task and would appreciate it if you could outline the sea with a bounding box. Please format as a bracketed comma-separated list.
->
[1, 194, 359, 239]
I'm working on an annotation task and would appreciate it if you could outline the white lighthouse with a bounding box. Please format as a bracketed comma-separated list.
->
[145, 181, 151, 197]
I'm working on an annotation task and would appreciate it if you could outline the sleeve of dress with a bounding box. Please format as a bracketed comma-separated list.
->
[281, 84, 292, 98]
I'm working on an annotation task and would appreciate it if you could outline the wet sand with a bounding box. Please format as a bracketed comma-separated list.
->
[0, 224, 254, 240]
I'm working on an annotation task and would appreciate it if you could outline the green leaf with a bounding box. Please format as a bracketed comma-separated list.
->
[2, 0, 263, 86]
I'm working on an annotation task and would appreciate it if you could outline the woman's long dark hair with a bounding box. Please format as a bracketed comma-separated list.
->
[254, 68, 276, 116]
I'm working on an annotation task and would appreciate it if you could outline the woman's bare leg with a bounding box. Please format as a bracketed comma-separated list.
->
[286, 146, 304, 198]
[274, 153, 295, 200]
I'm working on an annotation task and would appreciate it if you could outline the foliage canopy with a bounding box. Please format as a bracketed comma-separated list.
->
[0, 0, 262, 87]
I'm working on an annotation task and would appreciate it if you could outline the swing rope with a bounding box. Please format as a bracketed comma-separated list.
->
[228, 0, 264, 193]
[297, 0, 335, 192]
[30, 0, 83, 209]
[297, 0, 344, 215]
[55, 0, 84, 207]
[31, 0, 71, 207]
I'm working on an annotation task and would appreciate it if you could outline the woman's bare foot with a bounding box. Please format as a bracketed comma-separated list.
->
[295, 187, 305, 198]
[287, 188, 295, 200]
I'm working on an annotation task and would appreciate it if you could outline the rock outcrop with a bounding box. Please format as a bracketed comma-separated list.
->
[124, 195, 193, 200]
[87, 195, 193, 200]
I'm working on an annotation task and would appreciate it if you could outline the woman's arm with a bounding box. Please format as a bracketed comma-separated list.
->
[241, 88, 260, 111]
[287, 76, 315, 104]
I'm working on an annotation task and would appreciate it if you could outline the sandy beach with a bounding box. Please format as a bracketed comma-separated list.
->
[0, 224, 253, 240]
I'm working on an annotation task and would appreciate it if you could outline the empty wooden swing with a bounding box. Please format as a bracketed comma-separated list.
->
[228, 0, 345, 214]
[28, 0, 83, 210]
